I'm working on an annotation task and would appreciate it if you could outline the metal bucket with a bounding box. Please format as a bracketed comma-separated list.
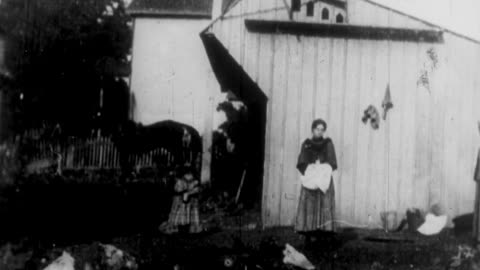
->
[380, 211, 398, 232]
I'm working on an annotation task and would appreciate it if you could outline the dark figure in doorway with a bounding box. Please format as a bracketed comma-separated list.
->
[212, 133, 246, 205]
[295, 119, 338, 237]
[113, 120, 202, 179]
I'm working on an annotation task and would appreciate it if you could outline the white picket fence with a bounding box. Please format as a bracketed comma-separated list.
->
[21, 130, 176, 170]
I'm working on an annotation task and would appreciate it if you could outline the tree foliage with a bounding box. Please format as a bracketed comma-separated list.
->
[0, 0, 132, 136]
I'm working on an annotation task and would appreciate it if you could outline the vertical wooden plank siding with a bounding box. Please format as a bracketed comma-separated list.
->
[314, 38, 332, 120]
[388, 6, 410, 220]
[400, 42, 416, 211]
[210, 0, 480, 227]
[298, 36, 317, 207]
[326, 38, 346, 221]
[370, 39, 388, 225]
[280, 35, 303, 225]
[257, 33, 275, 227]
[429, 42, 446, 210]
[414, 43, 432, 210]
[264, 34, 288, 226]
[342, 39, 362, 225]
[354, 39, 375, 226]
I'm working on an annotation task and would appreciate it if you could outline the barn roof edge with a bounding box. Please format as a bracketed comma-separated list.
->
[362, 0, 480, 44]
[212, 0, 480, 45]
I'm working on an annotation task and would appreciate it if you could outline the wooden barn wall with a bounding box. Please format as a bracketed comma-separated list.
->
[347, 0, 434, 29]
[209, 0, 480, 227]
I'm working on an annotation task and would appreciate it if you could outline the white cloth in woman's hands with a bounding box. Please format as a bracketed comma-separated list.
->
[300, 162, 333, 192]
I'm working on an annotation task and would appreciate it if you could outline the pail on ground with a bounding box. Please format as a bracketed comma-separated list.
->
[380, 211, 398, 232]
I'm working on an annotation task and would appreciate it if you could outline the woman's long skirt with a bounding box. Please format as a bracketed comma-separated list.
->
[294, 179, 335, 232]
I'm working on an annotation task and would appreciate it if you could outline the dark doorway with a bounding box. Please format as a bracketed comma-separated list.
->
[210, 94, 267, 210]
[201, 33, 268, 210]
[243, 98, 267, 208]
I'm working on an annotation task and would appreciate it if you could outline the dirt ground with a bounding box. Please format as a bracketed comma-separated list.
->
[0, 172, 478, 270]
[0, 215, 478, 270]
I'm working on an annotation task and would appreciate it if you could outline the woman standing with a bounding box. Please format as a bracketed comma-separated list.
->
[295, 119, 338, 235]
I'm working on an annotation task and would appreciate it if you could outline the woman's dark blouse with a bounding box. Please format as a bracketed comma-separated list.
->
[296, 137, 338, 175]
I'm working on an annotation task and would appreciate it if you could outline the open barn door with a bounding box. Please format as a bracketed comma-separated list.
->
[201, 32, 267, 209]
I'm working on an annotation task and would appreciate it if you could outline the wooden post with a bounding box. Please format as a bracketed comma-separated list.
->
[200, 73, 217, 184]
[235, 169, 247, 205]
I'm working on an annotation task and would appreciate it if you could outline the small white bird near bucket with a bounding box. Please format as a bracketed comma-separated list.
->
[417, 213, 448, 236]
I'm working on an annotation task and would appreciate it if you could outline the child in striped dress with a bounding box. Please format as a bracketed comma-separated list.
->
[161, 166, 202, 234]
